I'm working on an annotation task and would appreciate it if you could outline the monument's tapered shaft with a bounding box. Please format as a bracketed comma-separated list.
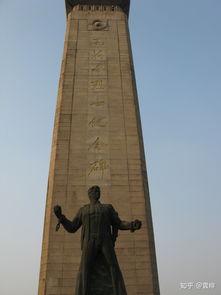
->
[38, 2, 160, 294]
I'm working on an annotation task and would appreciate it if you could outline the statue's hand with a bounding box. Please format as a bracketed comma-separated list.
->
[54, 205, 62, 219]
[132, 219, 142, 231]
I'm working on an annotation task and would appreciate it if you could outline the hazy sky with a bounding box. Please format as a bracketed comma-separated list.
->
[0, 1, 220, 294]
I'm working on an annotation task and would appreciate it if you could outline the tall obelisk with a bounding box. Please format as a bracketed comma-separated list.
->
[38, 1, 160, 294]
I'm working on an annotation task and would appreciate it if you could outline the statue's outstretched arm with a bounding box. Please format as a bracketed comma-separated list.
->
[110, 205, 142, 232]
[54, 205, 82, 233]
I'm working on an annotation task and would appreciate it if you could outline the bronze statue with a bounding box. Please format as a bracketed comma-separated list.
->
[54, 185, 142, 295]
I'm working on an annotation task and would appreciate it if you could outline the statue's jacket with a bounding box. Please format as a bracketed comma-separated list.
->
[60, 202, 129, 295]
[60, 202, 127, 249]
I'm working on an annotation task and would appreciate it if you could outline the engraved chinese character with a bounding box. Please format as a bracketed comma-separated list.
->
[90, 98, 105, 106]
[88, 137, 107, 151]
[90, 63, 105, 74]
[88, 117, 106, 128]
[90, 49, 105, 61]
[88, 159, 108, 178]
[90, 80, 104, 90]
[92, 38, 105, 46]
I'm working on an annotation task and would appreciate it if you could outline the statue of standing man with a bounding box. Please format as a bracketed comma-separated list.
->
[54, 185, 142, 295]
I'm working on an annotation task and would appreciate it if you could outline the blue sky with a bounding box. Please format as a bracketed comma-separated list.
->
[0, 1, 220, 294]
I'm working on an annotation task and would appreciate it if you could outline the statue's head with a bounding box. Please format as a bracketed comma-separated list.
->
[88, 185, 100, 202]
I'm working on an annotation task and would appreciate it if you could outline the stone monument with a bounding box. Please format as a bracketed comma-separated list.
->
[38, 1, 160, 295]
